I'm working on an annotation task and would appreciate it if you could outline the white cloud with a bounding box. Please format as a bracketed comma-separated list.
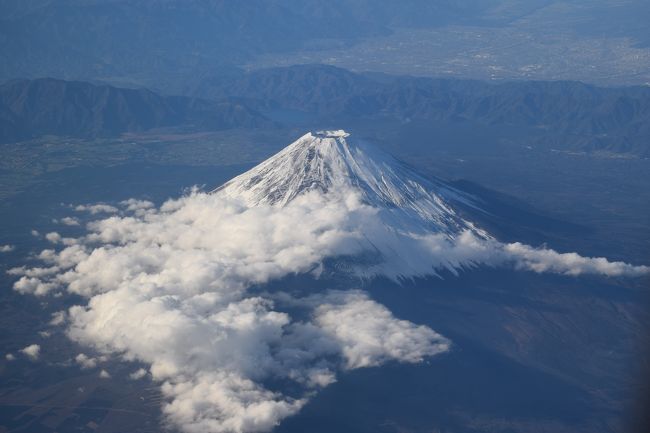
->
[45, 232, 62, 244]
[130, 368, 148, 380]
[50, 311, 66, 326]
[10, 187, 648, 433]
[5, 353, 15, 361]
[363, 230, 649, 279]
[313, 291, 449, 369]
[120, 199, 155, 216]
[20, 344, 40, 360]
[0, 244, 14, 252]
[99, 369, 111, 379]
[60, 217, 80, 226]
[12, 276, 56, 296]
[75, 204, 118, 214]
[162, 373, 304, 433]
[8, 266, 59, 278]
[75, 353, 98, 369]
[503, 242, 649, 276]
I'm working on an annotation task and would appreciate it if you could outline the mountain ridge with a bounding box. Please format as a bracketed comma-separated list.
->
[197, 65, 650, 156]
[0, 78, 270, 142]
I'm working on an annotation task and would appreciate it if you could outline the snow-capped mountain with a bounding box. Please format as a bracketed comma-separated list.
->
[215, 130, 487, 238]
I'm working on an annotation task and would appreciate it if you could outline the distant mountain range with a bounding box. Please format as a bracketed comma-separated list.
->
[197, 65, 650, 156]
[4, 0, 647, 89]
[3, 67, 650, 157]
[0, 0, 520, 86]
[0, 78, 269, 142]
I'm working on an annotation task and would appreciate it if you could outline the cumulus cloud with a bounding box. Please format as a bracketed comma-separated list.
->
[75, 203, 118, 214]
[9, 187, 647, 433]
[120, 199, 155, 216]
[312, 291, 449, 369]
[44, 232, 77, 246]
[99, 369, 111, 379]
[63, 286, 434, 432]
[5, 353, 15, 361]
[21, 344, 40, 360]
[130, 368, 148, 380]
[0, 244, 15, 252]
[45, 232, 62, 244]
[50, 311, 66, 326]
[12, 275, 57, 296]
[60, 217, 80, 226]
[75, 353, 98, 369]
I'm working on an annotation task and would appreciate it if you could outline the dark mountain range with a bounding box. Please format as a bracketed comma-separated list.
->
[0, 78, 269, 142]
[197, 65, 650, 156]
[4, 68, 649, 156]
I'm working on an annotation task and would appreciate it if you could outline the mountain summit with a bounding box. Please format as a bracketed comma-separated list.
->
[216, 130, 486, 237]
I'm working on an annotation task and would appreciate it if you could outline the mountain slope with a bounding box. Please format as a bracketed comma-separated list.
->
[216, 130, 485, 238]
[0, 78, 269, 142]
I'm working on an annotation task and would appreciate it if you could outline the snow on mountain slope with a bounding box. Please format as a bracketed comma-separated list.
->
[215, 130, 486, 238]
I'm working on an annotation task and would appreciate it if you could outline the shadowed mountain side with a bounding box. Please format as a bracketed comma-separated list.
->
[449, 179, 595, 249]
[0, 78, 271, 143]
